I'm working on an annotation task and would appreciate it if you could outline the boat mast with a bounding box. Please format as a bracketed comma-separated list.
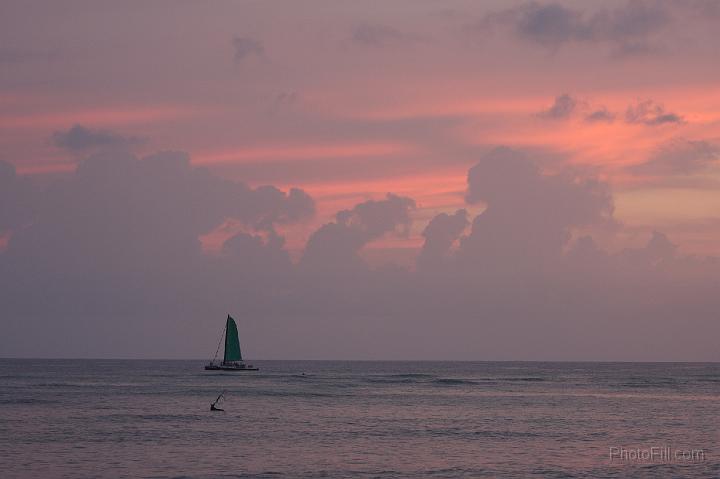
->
[211, 322, 226, 363]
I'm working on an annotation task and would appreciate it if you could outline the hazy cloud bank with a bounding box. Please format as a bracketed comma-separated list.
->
[2, 147, 719, 360]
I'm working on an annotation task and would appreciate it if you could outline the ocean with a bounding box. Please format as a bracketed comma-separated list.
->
[0, 360, 718, 478]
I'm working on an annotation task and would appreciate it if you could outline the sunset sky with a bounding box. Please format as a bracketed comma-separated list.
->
[2, 1, 720, 360]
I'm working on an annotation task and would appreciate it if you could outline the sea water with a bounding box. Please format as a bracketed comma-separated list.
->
[0, 360, 718, 478]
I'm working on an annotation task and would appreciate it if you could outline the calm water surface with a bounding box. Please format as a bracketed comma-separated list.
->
[0, 360, 719, 478]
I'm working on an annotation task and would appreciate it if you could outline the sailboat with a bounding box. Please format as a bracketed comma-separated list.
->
[205, 315, 259, 371]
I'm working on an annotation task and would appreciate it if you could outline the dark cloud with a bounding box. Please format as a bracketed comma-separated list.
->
[232, 36, 264, 62]
[301, 193, 416, 273]
[540, 96, 618, 123]
[482, 1, 671, 54]
[597, 0, 670, 38]
[251, 185, 316, 230]
[512, 3, 588, 47]
[625, 99, 684, 125]
[630, 139, 719, 175]
[585, 107, 616, 123]
[0, 150, 315, 359]
[461, 147, 615, 268]
[52, 124, 142, 152]
[538, 94, 577, 119]
[3, 150, 314, 276]
[417, 209, 468, 270]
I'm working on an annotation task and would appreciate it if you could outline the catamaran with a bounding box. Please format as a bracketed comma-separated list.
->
[205, 315, 259, 371]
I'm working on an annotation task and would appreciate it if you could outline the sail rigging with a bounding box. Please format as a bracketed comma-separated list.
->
[211, 390, 225, 411]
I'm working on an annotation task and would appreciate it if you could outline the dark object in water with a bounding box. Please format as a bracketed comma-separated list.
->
[205, 315, 259, 371]
[210, 391, 225, 412]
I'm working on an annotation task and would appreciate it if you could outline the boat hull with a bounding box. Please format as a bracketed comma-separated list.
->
[205, 363, 259, 371]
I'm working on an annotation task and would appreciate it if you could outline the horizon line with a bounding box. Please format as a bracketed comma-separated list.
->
[1, 357, 718, 364]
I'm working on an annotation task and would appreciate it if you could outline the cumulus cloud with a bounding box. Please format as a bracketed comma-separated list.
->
[249, 185, 316, 230]
[52, 124, 142, 151]
[301, 193, 415, 272]
[584, 107, 616, 123]
[417, 209, 468, 270]
[619, 231, 677, 266]
[539, 95, 618, 123]
[460, 147, 614, 268]
[232, 36, 264, 62]
[2, 150, 314, 284]
[625, 99, 684, 125]
[406, 148, 719, 360]
[566, 230, 681, 275]
[538, 94, 577, 119]
[630, 139, 719, 175]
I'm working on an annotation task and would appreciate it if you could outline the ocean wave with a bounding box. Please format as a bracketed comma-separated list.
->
[472, 430, 540, 439]
[101, 413, 204, 422]
[241, 389, 349, 398]
[361, 373, 436, 385]
[497, 377, 546, 382]
[363, 377, 420, 384]
[0, 397, 60, 405]
[617, 378, 682, 388]
[31, 381, 144, 389]
[431, 378, 476, 386]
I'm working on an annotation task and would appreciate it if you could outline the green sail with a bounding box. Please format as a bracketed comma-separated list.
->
[223, 315, 243, 362]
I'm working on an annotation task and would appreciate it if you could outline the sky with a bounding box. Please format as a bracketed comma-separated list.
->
[2, 0, 720, 360]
